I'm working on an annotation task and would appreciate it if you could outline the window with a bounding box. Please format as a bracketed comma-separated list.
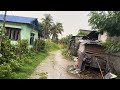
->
[30, 33, 35, 45]
[5, 27, 20, 41]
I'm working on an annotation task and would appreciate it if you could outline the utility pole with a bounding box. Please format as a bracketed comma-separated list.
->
[2, 11, 7, 35]
[0, 11, 7, 51]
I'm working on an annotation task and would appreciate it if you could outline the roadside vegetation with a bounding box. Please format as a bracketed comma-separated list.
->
[60, 34, 73, 60]
[0, 36, 60, 79]
[0, 13, 63, 79]
[61, 49, 72, 60]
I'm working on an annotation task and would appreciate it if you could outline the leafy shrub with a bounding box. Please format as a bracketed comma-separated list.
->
[102, 39, 120, 53]
[0, 63, 13, 79]
[0, 36, 17, 64]
[17, 40, 29, 54]
[9, 59, 22, 72]
[0, 37, 29, 78]
[33, 39, 45, 52]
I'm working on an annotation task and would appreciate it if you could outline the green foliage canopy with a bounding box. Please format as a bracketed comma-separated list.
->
[88, 11, 120, 37]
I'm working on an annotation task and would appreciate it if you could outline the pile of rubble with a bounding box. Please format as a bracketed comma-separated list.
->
[67, 65, 102, 79]
[67, 65, 117, 79]
[67, 57, 117, 79]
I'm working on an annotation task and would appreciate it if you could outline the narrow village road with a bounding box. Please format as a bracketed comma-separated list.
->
[29, 50, 79, 79]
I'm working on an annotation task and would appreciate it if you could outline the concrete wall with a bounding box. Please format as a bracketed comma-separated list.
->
[98, 32, 108, 43]
[0, 21, 38, 45]
[27, 25, 38, 43]
[107, 53, 120, 73]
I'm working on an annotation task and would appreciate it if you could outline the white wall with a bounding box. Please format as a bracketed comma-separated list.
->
[98, 32, 108, 43]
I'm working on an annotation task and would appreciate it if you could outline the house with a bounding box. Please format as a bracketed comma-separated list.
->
[77, 39, 106, 71]
[0, 14, 43, 46]
[69, 30, 120, 74]
[68, 31, 101, 56]
[98, 32, 108, 43]
[68, 31, 108, 72]
[79, 31, 107, 70]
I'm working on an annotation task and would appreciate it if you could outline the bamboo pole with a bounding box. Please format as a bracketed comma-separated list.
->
[96, 57, 104, 79]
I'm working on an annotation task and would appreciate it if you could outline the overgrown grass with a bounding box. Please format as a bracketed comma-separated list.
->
[45, 39, 60, 51]
[13, 40, 60, 79]
[13, 52, 49, 79]
[0, 38, 60, 79]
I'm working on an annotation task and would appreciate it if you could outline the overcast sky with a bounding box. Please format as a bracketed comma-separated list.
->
[0, 11, 92, 38]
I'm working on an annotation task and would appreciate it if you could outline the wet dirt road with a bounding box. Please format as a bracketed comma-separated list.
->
[29, 50, 79, 79]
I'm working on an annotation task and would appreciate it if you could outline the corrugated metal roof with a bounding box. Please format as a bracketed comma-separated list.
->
[0, 14, 36, 24]
[0, 14, 41, 31]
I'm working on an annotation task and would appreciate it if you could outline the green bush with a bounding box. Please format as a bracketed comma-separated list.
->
[0, 63, 13, 79]
[102, 39, 120, 53]
[9, 59, 23, 72]
[17, 40, 29, 54]
[0, 36, 17, 64]
[33, 39, 45, 52]
[44, 40, 60, 51]
[0, 35, 59, 78]
[0, 38, 29, 78]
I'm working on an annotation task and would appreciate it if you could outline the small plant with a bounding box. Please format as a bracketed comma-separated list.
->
[62, 49, 72, 60]
[39, 72, 48, 79]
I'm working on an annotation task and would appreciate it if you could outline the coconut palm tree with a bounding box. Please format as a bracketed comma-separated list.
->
[51, 22, 64, 42]
[41, 14, 53, 39]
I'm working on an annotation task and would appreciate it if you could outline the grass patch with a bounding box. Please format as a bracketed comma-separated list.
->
[13, 52, 49, 79]
[39, 72, 48, 79]
[13, 40, 60, 79]
[45, 40, 60, 51]
[61, 49, 72, 60]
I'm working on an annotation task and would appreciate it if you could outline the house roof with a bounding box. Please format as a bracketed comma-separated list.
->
[82, 31, 99, 40]
[0, 14, 41, 31]
[79, 39, 101, 45]
[79, 29, 93, 32]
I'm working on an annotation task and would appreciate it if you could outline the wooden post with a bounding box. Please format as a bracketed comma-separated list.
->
[96, 57, 104, 79]
[0, 11, 7, 51]
[2, 11, 7, 35]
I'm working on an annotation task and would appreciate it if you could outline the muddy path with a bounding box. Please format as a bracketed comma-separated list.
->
[29, 50, 79, 79]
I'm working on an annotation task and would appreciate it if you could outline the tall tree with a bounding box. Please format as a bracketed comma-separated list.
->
[88, 11, 120, 53]
[51, 22, 64, 42]
[62, 34, 73, 46]
[88, 11, 120, 37]
[41, 14, 53, 39]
